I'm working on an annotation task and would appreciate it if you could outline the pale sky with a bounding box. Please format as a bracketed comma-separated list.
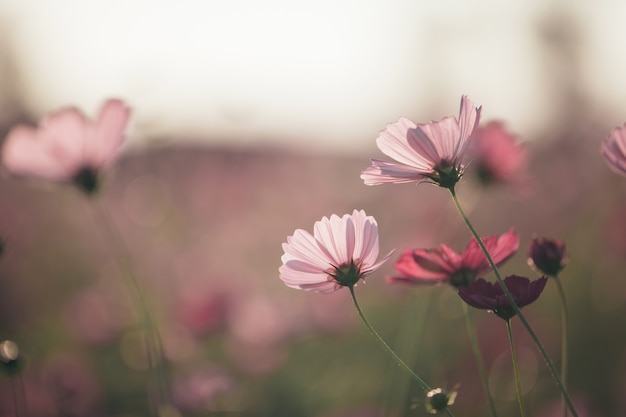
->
[0, 0, 623, 153]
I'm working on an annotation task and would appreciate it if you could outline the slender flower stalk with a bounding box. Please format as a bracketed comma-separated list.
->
[349, 287, 456, 417]
[505, 319, 528, 417]
[553, 275, 569, 417]
[462, 303, 499, 417]
[528, 236, 570, 417]
[448, 188, 578, 417]
[89, 198, 170, 414]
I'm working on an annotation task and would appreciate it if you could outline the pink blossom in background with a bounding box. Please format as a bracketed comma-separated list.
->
[601, 123, 626, 177]
[279, 209, 392, 294]
[458, 275, 548, 320]
[468, 121, 528, 186]
[388, 228, 519, 287]
[361, 95, 481, 188]
[1, 99, 130, 192]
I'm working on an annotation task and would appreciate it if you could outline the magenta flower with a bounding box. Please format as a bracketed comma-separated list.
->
[1, 99, 131, 193]
[458, 275, 548, 321]
[469, 121, 528, 186]
[601, 124, 626, 177]
[279, 209, 392, 294]
[361, 95, 481, 189]
[388, 228, 519, 288]
[527, 237, 568, 277]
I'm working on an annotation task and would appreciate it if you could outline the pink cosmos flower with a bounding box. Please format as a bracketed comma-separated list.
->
[1, 99, 131, 193]
[388, 228, 519, 288]
[469, 121, 528, 186]
[279, 209, 392, 294]
[458, 275, 548, 320]
[361, 95, 481, 188]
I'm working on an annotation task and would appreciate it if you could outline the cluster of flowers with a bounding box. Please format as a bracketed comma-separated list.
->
[279, 95, 623, 416]
[1, 94, 625, 415]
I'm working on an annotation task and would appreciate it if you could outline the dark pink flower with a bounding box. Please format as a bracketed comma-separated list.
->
[1, 99, 130, 193]
[601, 124, 626, 177]
[388, 228, 519, 288]
[279, 209, 393, 293]
[458, 275, 548, 320]
[469, 121, 528, 186]
[361, 95, 481, 188]
[527, 236, 568, 276]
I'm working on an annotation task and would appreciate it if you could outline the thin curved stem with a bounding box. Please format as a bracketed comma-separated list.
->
[348, 287, 456, 417]
[89, 197, 169, 413]
[448, 188, 578, 417]
[462, 302, 499, 417]
[505, 319, 528, 417]
[553, 274, 569, 417]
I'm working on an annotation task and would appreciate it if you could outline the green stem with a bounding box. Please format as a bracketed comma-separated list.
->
[505, 319, 528, 417]
[90, 198, 169, 413]
[553, 274, 569, 417]
[448, 188, 578, 417]
[462, 302, 499, 417]
[348, 287, 456, 417]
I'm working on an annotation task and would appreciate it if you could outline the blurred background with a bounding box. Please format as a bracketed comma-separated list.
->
[0, 0, 626, 416]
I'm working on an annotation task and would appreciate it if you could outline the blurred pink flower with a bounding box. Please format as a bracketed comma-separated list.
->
[388, 228, 519, 288]
[279, 209, 392, 293]
[1, 99, 130, 193]
[458, 275, 548, 320]
[361, 95, 481, 188]
[469, 121, 528, 186]
[601, 123, 626, 177]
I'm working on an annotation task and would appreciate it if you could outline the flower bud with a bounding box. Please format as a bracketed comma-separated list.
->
[528, 237, 567, 276]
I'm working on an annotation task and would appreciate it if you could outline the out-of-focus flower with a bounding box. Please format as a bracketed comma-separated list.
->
[527, 237, 568, 276]
[361, 95, 481, 189]
[1, 99, 130, 194]
[388, 229, 519, 288]
[601, 124, 626, 177]
[425, 388, 457, 414]
[468, 121, 528, 187]
[171, 366, 235, 413]
[279, 209, 392, 293]
[458, 275, 548, 321]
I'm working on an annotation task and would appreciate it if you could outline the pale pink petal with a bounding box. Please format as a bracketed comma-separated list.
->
[376, 118, 435, 169]
[415, 117, 460, 161]
[455, 95, 482, 159]
[281, 230, 334, 270]
[362, 249, 394, 276]
[2, 125, 74, 180]
[314, 214, 350, 265]
[601, 124, 626, 176]
[350, 210, 380, 267]
[41, 107, 89, 169]
[361, 160, 429, 185]
[91, 99, 131, 167]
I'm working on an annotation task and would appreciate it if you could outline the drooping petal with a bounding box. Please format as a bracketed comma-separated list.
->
[361, 159, 430, 185]
[389, 246, 461, 285]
